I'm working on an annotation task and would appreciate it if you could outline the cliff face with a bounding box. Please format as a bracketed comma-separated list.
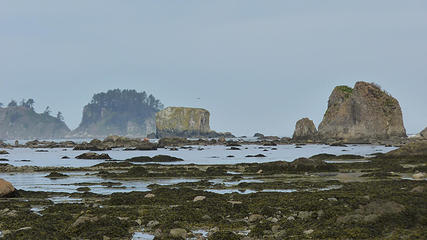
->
[0, 106, 70, 140]
[292, 118, 318, 141]
[318, 82, 406, 143]
[156, 107, 211, 138]
[70, 89, 162, 138]
[420, 128, 427, 138]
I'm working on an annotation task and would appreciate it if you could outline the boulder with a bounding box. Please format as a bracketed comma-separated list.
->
[144, 193, 155, 198]
[420, 128, 427, 138]
[292, 118, 318, 141]
[75, 152, 112, 160]
[0, 178, 16, 197]
[318, 82, 406, 143]
[412, 172, 426, 180]
[337, 201, 404, 223]
[193, 196, 206, 202]
[248, 214, 264, 223]
[169, 228, 187, 239]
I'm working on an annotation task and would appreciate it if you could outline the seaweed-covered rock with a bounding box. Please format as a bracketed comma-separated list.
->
[45, 172, 69, 179]
[386, 140, 427, 157]
[169, 228, 187, 239]
[292, 118, 318, 141]
[337, 201, 405, 223]
[0, 178, 15, 197]
[318, 82, 406, 143]
[126, 155, 183, 163]
[76, 152, 111, 160]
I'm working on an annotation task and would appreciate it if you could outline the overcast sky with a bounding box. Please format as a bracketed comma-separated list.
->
[1, 1, 426, 136]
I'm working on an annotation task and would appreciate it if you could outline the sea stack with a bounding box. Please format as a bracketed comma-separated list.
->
[156, 107, 223, 138]
[292, 118, 318, 141]
[318, 81, 406, 143]
[70, 89, 162, 138]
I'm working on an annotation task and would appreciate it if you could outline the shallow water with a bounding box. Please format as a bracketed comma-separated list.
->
[132, 230, 155, 240]
[0, 171, 199, 194]
[2, 144, 395, 167]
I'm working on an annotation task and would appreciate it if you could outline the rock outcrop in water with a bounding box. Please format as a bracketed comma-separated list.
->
[318, 82, 406, 143]
[0, 105, 70, 140]
[292, 118, 318, 141]
[156, 107, 233, 138]
[70, 89, 163, 138]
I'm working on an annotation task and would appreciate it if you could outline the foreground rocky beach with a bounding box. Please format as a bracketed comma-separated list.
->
[0, 137, 426, 240]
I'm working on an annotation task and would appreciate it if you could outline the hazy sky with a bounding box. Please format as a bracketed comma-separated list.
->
[1, 1, 426, 136]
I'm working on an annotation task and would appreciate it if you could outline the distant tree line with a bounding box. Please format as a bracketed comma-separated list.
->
[90, 89, 163, 111]
[0, 99, 65, 122]
[80, 89, 164, 127]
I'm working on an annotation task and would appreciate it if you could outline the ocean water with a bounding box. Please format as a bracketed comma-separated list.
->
[1, 144, 395, 167]
[0, 144, 397, 196]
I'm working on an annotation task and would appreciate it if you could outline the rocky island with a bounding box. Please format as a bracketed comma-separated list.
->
[69, 89, 162, 138]
[0, 100, 70, 140]
[156, 107, 233, 138]
[318, 82, 407, 143]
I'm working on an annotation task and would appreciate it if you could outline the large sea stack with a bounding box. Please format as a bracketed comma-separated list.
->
[70, 89, 163, 138]
[318, 82, 406, 143]
[156, 107, 232, 138]
[0, 103, 70, 140]
[156, 107, 210, 138]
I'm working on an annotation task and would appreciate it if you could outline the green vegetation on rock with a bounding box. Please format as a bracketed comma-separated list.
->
[0, 100, 70, 140]
[336, 85, 353, 95]
[71, 89, 163, 138]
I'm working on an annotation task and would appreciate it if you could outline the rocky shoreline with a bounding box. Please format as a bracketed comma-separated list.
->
[0, 139, 426, 239]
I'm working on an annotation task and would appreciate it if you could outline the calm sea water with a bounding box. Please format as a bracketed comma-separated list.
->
[0, 144, 396, 195]
[2, 144, 395, 167]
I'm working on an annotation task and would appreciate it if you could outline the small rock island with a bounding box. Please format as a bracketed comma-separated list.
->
[156, 107, 232, 138]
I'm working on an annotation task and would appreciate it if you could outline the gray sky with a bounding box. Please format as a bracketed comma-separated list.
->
[1, 1, 426, 136]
